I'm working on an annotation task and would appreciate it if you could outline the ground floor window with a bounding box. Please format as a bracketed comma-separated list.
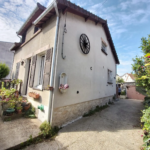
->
[34, 54, 45, 90]
[108, 69, 113, 84]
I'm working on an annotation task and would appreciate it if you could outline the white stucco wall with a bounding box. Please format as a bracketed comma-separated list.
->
[53, 12, 117, 108]
[12, 15, 57, 122]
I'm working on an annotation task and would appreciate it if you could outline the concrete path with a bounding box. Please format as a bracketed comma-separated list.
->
[0, 118, 41, 150]
[25, 99, 144, 150]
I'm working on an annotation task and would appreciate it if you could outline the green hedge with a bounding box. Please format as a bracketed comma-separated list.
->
[141, 97, 150, 149]
[121, 91, 126, 95]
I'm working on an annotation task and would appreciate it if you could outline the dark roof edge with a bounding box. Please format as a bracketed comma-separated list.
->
[37, 2, 46, 10]
[104, 23, 119, 64]
[17, 3, 46, 35]
[10, 43, 21, 51]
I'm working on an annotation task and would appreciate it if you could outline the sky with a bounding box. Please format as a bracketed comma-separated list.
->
[0, 0, 150, 76]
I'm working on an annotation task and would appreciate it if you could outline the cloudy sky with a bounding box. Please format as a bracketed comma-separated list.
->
[0, 0, 150, 76]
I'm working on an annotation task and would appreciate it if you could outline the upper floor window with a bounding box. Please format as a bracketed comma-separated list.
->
[34, 26, 39, 34]
[101, 38, 107, 55]
[108, 69, 113, 84]
[22, 33, 26, 44]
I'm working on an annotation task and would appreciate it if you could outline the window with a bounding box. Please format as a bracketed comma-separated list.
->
[29, 48, 53, 90]
[108, 70, 113, 84]
[22, 33, 26, 44]
[33, 55, 45, 90]
[39, 56, 45, 85]
[101, 41, 107, 54]
[34, 26, 39, 34]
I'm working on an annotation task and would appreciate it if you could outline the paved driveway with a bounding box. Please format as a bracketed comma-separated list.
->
[25, 99, 144, 150]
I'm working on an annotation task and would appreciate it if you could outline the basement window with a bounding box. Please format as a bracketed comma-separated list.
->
[108, 69, 113, 84]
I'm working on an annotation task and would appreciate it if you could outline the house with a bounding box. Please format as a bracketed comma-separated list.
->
[121, 73, 135, 83]
[0, 41, 14, 79]
[10, 0, 119, 126]
[116, 74, 122, 80]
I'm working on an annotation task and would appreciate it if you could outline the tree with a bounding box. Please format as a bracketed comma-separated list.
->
[116, 78, 124, 84]
[132, 34, 150, 96]
[0, 63, 10, 80]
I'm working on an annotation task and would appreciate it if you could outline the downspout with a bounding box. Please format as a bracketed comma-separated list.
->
[47, 0, 60, 124]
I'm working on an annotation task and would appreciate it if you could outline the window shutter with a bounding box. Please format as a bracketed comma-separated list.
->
[15, 62, 20, 79]
[29, 55, 37, 87]
[43, 48, 53, 90]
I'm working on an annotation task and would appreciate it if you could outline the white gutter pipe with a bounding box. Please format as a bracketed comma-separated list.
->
[47, 0, 60, 124]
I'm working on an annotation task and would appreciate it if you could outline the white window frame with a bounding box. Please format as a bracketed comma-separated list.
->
[33, 53, 46, 90]
[108, 69, 113, 84]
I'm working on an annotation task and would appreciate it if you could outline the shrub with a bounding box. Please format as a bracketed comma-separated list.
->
[39, 121, 59, 138]
[141, 107, 150, 149]
[121, 91, 126, 95]
[0, 63, 10, 79]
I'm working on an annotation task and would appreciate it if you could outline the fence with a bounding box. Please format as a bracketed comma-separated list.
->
[0, 79, 22, 94]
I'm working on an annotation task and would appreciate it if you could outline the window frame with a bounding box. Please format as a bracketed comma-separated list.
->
[33, 53, 46, 90]
[34, 26, 39, 34]
[101, 38, 107, 55]
[107, 69, 113, 84]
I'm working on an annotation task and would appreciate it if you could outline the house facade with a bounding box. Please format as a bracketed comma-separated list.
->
[122, 73, 135, 83]
[11, 0, 119, 126]
[0, 41, 14, 79]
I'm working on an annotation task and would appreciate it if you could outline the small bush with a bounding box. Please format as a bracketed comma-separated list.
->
[23, 104, 36, 118]
[145, 97, 150, 101]
[121, 91, 126, 95]
[0, 63, 10, 79]
[143, 97, 150, 108]
[39, 121, 59, 138]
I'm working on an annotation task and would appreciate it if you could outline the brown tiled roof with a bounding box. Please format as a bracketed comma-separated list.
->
[128, 73, 136, 80]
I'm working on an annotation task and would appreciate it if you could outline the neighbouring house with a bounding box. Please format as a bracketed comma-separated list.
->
[121, 73, 135, 83]
[121, 73, 135, 90]
[0, 41, 14, 79]
[10, 0, 119, 126]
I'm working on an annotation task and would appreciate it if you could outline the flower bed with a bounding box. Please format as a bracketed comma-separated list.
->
[0, 82, 36, 120]
[141, 97, 150, 150]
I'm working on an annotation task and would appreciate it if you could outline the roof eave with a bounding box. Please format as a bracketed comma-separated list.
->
[17, 3, 46, 35]
[33, 1, 55, 26]
[10, 43, 21, 51]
